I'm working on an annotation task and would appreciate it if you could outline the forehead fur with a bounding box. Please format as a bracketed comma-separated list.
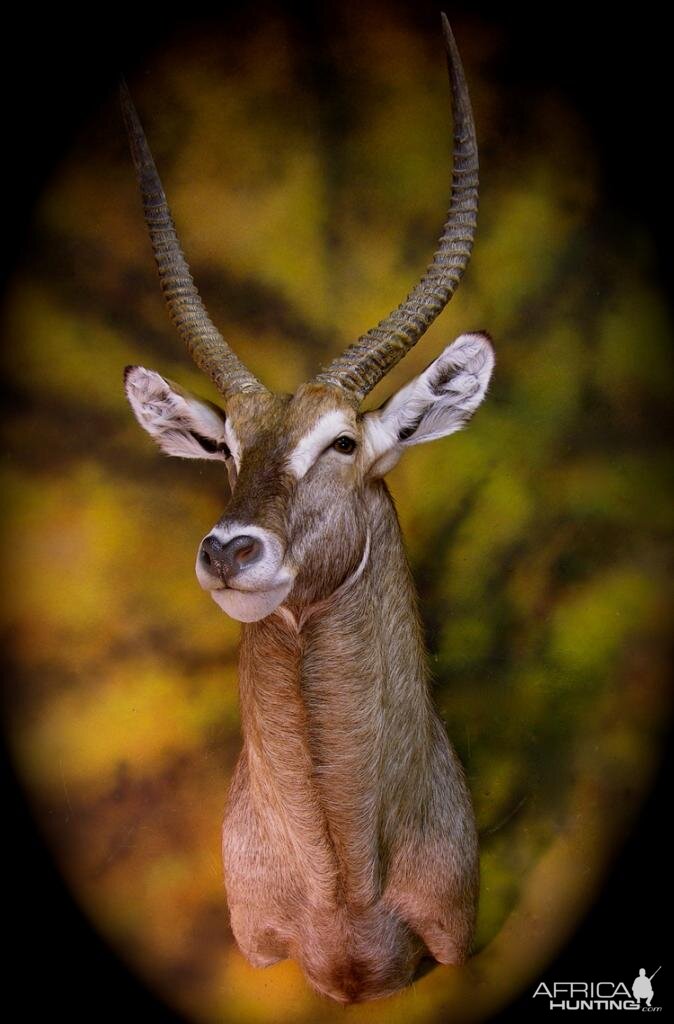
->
[288, 383, 358, 439]
[226, 384, 358, 452]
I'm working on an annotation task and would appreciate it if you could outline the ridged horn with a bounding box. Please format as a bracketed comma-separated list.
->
[312, 14, 479, 401]
[120, 79, 266, 398]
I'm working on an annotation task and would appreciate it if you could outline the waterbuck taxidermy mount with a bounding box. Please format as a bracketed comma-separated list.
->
[121, 13, 494, 1005]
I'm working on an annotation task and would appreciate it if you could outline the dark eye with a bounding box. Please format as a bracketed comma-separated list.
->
[332, 435, 357, 455]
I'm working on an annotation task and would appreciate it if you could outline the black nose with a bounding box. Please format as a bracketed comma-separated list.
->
[199, 534, 264, 582]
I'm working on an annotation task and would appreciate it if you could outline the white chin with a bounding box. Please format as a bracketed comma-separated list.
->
[209, 579, 293, 622]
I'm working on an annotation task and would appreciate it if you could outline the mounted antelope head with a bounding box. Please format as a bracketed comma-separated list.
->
[122, 14, 494, 1004]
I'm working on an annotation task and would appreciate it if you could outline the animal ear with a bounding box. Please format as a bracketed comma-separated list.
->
[124, 366, 231, 461]
[362, 332, 494, 478]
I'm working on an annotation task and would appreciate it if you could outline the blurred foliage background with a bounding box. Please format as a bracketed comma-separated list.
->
[1, 1, 671, 1022]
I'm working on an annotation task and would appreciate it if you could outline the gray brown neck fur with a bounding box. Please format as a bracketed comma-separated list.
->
[222, 482, 478, 1002]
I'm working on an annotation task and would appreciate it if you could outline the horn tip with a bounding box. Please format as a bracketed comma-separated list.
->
[118, 76, 138, 127]
[118, 75, 132, 107]
[440, 12, 458, 53]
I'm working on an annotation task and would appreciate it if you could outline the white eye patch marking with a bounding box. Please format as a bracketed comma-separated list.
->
[224, 420, 242, 471]
[286, 410, 356, 479]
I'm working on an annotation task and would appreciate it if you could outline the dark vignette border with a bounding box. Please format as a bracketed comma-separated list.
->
[2, 2, 670, 1021]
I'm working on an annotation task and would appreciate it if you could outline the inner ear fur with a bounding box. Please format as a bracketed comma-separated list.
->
[124, 365, 231, 461]
[362, 332, 494, 475]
